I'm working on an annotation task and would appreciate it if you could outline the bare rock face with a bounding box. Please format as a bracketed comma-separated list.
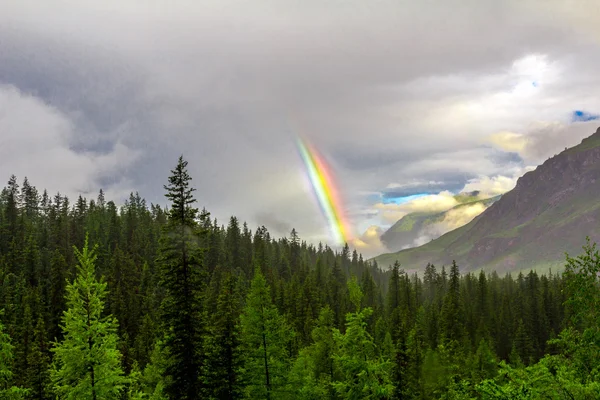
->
[375, 126, 600, 273]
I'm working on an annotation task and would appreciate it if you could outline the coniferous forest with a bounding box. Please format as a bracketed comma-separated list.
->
[1, 156, 600, 399]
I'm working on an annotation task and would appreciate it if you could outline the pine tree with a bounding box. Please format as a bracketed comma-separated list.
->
[440, 261, 465, 346]
[240, 269, 293, 399]
[332, 279, 394, 399]
[48, 250, 68, 342]
[25, 316, 50, 400]
[50, 237, 126, 399]
[203, 272, 244, 399]
[0, 314, 28, 399]
[157, 156, 206, 399]
[138, 340, 169, 400]
[391, 322, 410, 400]
[311, 307, 337, 388]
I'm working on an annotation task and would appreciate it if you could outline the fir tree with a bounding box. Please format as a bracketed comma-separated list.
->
[25, 316, 50, 400]
[333, 280, 394, 399]
[157, 156, 206, 399]
[240, 269, 292, 399]
[440, 261, 465, 346]
[203, 272, 244, 399]
[50, 237, 126, 399]
[0, 314, 28, 399]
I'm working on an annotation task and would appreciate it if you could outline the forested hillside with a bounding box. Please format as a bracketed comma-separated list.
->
[1, 157, 599, 399]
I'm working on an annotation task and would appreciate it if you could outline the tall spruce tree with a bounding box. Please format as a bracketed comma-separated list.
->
[440, 261, 465, 346]
[50, 237, 126, 399]
[240, 269, 292, 400]
[157, 156, 205, 399]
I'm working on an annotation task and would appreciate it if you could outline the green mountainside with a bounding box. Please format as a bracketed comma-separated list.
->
[375, 126, 600, 274]
[380, 193, 500, 251]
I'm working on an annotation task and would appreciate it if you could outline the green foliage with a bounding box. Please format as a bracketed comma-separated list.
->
[25, 315, 51, 399]
[137, 340, 169, 399]
[474, 240, 600, 398]
[563, 238, 600, 328]
[2, 166, 600, 399]
[50, 237, 126, 399]
[240, 269, 293, 399]
[202, 272, 244, 399]
[333, 306, 394, 399]
[0, 314, 28, 399]
[157, 156, 206, 399]
[347, 275, 363, 312]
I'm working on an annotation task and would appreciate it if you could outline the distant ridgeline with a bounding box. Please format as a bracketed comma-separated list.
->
[0, 151, 599, 397]
[375, 126, 600, 275]
[380, 192, 501, 252]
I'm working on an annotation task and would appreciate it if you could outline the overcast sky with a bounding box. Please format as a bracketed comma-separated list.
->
[1, 0, 599, 256]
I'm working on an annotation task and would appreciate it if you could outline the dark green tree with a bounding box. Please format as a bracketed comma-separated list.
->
[203, 272, 244, 399]
[157, 156, 206, 399]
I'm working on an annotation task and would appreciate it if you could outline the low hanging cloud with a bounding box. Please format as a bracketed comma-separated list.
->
[410, 201, 490, 248]
[350, 225, 387, 258]
[373, 191, 460, 224]
[460, 174, 525, 198]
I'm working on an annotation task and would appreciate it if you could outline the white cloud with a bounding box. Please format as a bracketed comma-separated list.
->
[373, 191, 459, 224]
[488, 131, 529, 153]
[350, 225, 387, 258]
[414, 201, 489, 245]
[0, 85, 140, 200]
[487, 120, 600, 164]
[460, 174, 523, 198]
[1, 0, 599, 253]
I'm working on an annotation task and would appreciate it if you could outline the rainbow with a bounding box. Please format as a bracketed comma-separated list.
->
[296, 136, 352, 246]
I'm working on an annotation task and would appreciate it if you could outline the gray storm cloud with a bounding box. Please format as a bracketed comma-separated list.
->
[0, 0, 599, 250]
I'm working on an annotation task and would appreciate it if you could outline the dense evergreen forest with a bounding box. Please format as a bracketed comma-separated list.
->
[1, 156, 599, 399]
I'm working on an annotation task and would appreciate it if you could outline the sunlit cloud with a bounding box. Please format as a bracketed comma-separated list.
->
[373, 191, 459, 224]
[350, 225, 387, 258]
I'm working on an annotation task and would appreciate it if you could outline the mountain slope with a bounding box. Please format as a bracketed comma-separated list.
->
[374, 126, 600, 273]
[380, 194, 500, 251]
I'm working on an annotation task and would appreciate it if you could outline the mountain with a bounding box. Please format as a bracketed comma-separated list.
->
[380, 193, 501, 251]
[374, 126, 600, 274]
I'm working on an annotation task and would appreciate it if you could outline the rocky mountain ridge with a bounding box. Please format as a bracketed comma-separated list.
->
[374, 126, 600, 273]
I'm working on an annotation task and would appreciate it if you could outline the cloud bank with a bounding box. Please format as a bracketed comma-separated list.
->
[1, 0, 599, 255]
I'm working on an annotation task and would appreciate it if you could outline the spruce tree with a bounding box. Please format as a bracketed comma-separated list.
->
[157, 156, 205, 399]
[50, 237, 126, 399]
[440, 261, 465, 346]
[332, 278, 394, 399]
[25, 316, 50, 400]
[0, 313, 28, 399]
[203, 272, 243, 399]
[240, 269, 292, 399]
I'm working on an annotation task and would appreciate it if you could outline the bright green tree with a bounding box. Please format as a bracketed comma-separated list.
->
[50, 237, 126, 399]
[240, 269, 293, 399]
[0, 314, 27, 399]
[288, 306, 338, 399]
[333, 279, 394, 399]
